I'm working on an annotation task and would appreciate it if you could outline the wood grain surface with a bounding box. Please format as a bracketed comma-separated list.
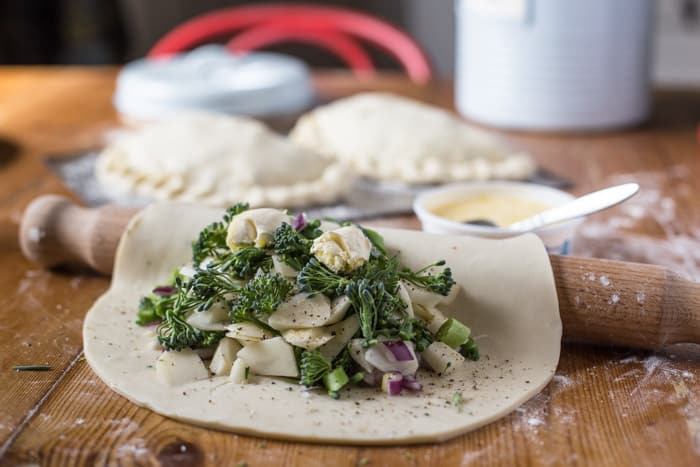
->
[0, 67, 699, 466]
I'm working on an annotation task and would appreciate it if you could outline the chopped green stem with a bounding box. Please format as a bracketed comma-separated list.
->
[361, 227, 387, 257]
[349, 372, 365, 385]
[13, 365, 51, 372]
[436, 318, 471, 349]
[398, 261, 454, 296]
[453, 391, 464, 413]
[323, 367, 349, 393]
[460, 338, 480, 361]
[299, 350, 333, 386]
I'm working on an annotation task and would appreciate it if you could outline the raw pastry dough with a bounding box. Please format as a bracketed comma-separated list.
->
[96, 113, 350, 207]
[83, 202, 561, 444]
[290, 93, 536, 184]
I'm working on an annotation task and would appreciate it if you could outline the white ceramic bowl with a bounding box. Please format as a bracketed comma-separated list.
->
[413, 182, 583, 255]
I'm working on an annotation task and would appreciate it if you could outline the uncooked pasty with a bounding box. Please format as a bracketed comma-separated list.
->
[96, 113, 351, 207]
[83, 202, 561, 444]
[290, 93, 535, 184]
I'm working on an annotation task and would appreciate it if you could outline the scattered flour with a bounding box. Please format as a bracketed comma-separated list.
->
[551, 374, 574, 388]
[504, 350, 700, 463]
[636, 291, 646, 305]
[573, 167, 700, 280]
[599, 275, 610, 287]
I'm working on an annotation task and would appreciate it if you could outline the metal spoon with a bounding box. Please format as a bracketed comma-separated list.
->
[463, 183, 640, 231]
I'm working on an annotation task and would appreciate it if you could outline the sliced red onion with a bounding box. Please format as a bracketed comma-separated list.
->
[153, 285, 176, 296]
[365, 343, 419, 376]
[384, 341, 414, 361]
[381, 372, 403, 396]
[402, 375, 423, 391]
[293, 213, 307, 231]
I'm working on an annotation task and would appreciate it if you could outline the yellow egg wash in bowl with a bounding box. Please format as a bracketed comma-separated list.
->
[430, 195, 552, 227]
[413, 182, 583, 255]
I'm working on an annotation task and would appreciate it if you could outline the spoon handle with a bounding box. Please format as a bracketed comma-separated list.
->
[508, 183, 639, 231]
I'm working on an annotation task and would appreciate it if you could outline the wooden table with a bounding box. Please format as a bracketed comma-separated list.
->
[0, 67, 699, 466]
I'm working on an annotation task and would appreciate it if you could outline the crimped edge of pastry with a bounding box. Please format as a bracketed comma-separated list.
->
[96, 146, 352, 208]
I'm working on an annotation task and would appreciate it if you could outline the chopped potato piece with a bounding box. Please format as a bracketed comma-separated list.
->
[209, 338, 242, 376]
[272, 254, 299, 278]
[226, 322, 274, 342]
[281, 328, 334, 350]
[268, 293, 332, 330]
[421, 341, 465, 376]
[318, 314, 360, 360]
[402, 280, 447, 309]
[237, 336, 299, 378]
[156, 349, 209, 385]
[329, 295, 351, 324]
[414, 305, 449, 335]
[397, 282, 414, 317]
[186, 300, 229, 331]
[348, 339, 374, 373]
[229, 358, 249, 384]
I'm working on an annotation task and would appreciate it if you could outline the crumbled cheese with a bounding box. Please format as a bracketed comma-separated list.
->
[226, 208, 290, 250]
[310, 225, 371, 273]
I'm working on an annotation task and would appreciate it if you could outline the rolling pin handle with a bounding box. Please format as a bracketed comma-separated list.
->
[19, 195, 137, 275]
[551, 255, 700, 349]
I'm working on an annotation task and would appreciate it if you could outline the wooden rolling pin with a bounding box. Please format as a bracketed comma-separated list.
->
[18, 195, 700, 351]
